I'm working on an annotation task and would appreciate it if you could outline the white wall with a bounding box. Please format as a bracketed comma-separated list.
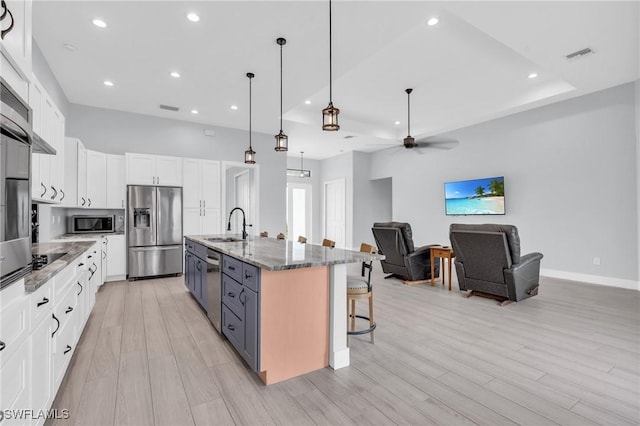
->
[32, 41, 70, 117]
[67, 104, 287, 237]
[370, 82, 639, 288]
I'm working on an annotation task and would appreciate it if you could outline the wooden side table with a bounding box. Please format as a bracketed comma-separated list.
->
[430, 246, 455, 291]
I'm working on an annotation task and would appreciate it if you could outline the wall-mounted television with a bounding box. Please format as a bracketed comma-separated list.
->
[444, 176, 505, 215]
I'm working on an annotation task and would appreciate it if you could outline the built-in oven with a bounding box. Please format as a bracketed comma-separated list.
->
[205, 248, 222, 332]
[0, 78, 32, 289]
[71, 215, 116, 233]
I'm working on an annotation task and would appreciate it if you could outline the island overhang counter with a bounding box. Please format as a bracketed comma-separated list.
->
[184, 235, 383, 384]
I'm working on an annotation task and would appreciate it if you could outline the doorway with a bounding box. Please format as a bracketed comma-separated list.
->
[221, 162, 259, 236]
[324, 179, 346, 248]
[286, 183, 312, 242]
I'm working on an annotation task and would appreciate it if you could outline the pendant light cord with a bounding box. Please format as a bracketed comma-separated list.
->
[407, 90, 411, 136]
[280, 42, 283, 132]
[249, 74, 253, 150]
[329, 0, 333, 104]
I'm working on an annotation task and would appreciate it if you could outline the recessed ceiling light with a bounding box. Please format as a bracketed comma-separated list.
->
[427, 17, 439, 26]
[103, 80, 114, 87]
[170, 71, 181, 78]
[191, 109, 199, 114]
[304, 100, 311, 105]
[394, 121, 401, 125]
[186, 12, 200, 22]
[93, 19, 107, 28]
[528, 72, 538, 79]
[63, 43, 77, 51]
[230, 105, 238, 110]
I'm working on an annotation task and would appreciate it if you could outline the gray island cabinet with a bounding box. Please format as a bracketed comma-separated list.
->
[184, 235, 383, 385]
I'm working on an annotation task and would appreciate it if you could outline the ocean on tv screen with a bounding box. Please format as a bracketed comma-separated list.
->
[444, 176, 505, 215]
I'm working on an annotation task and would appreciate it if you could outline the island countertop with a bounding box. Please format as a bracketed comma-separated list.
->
[185, 235, 383, 271]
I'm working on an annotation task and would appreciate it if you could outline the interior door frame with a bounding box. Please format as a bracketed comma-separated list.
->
[323, 178, 346, 248]
[286, 182, 313, 242]
[221, 161, 260, 236]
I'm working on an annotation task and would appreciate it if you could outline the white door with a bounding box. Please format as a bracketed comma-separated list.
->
[106, 155, 125, 209]
[202, 209, 221, 234]
[183, 208, 201, 236]
[125, 153, 155, 185]
[324, 179, 346, 248]
[287, 183, 312, 242]
[201, 161, 221, 209]
[234, 171, 251, 235]
[182, 158, 201, 209]
[155, 155, 182, 186]
[86, 150, 107, 208]
[105, 235, 126, 280]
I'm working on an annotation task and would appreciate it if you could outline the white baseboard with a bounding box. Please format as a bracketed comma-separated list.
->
[541, 268, 640, 291]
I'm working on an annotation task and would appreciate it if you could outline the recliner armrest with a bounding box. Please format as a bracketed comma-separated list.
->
[511, 252, 543, 272]
[504, 252, 543, 301]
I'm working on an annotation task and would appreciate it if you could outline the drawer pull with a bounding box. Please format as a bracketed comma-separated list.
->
[228, 265, 236, 271]
[63, 345, 72, 355]
[78, 263, 84, 267]
[65, 306, 73, 314]
[102, 250, 107, 260]
[40, 182, 46, 197]
[88, 198, 92, 207]
[81, 197, 86, 206]
[60, 189, 65, 201]
[37, 297, 50, 307]
[52, 314, 60, 338]
[77, 282, 83, 295]
[239, 289, 245, 306]
[245, 272, 252, 279]
[227, 324, 235, 331]
[0, 341, 5, 351]
[196, 261, 202, 272]
[227, 291, 235, 298]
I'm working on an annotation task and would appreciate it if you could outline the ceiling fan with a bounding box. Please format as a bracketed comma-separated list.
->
[401, 88, 459, 150]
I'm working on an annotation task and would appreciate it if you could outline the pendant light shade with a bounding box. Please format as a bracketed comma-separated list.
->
[403, 88, 417, 149]
[274, 37, 288, 152]
[322, 0, 340, 131]
[245, 72, 256, 164]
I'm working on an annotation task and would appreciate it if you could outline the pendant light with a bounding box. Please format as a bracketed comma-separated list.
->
[322, 0, 340, 131]
[286, 151, 311, 178]
[274, 37, 288, 151]
[244, 72, 256, 164]
[403, 88, 416, 149]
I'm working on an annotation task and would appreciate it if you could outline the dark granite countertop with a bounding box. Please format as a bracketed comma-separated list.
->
[25, 241, 95, 292]
[53, 232, 125, 240]
[185, 235, 384, 271]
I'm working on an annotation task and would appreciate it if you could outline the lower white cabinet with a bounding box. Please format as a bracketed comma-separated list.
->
[30, 316, 53, 419]
[105, 235, 126, 281]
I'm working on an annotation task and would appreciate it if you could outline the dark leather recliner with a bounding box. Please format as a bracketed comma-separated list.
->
[449, 224, 543, 302]
[371, 222, 439, 281]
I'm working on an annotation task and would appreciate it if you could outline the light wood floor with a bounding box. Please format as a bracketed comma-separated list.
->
[48, 266, 640, 426]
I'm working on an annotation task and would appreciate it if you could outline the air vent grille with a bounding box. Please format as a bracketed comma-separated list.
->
[565, 48, 594, 60]
[159, 104, 179, 112]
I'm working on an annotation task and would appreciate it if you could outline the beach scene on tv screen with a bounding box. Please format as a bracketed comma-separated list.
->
[445, 176, 505, 215]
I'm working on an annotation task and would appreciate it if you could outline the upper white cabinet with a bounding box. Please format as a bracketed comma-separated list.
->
[182, 158, 221, 235]
[126, 153, 182, 186]
[29, 75, 65, 204]
[106, 154, 125, 209]
[86, 150, 106, 208]
[0, 0, 32, 101]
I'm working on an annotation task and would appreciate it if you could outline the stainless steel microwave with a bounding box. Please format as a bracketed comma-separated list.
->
[71, 215, 116, 233]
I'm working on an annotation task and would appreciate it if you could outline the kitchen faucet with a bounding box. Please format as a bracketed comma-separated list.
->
[227, 207, 252, 240]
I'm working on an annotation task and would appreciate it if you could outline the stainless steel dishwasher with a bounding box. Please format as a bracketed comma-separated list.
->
[205, 248, 222, 332]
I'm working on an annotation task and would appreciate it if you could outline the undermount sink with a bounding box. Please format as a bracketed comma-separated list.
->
[205, 237, 244, 243]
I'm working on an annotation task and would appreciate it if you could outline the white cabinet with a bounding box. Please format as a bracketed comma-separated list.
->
[0, 340, 30, 426]
[86, 150, 107, 208]
[30, 309, 53, 423]
[182, 158, 221, 235]
[126, 153, 182, 186]
[106, 154, 125, 209]
[105, 234, 126, 281]
[29, 75, 65, 203]
[0, 0, 32, 80]
[78, 144, 87, 207]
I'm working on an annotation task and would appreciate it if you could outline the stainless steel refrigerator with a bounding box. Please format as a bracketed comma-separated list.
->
[127, 185, 183, 279]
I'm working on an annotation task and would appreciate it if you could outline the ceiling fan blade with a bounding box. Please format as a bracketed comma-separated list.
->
[413, 138, 460, 150]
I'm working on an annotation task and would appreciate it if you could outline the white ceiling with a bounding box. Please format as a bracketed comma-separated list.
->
[33, 1, 639, 160]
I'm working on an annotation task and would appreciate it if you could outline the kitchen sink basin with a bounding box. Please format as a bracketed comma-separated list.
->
[205, 237, 244, 243]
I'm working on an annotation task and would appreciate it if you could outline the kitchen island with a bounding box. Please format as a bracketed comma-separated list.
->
[185, 235, 383, 385]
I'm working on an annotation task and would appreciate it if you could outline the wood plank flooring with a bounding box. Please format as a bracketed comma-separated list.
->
[47, 267, 640, 425]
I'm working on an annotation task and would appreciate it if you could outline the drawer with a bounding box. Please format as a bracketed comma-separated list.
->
[222, 274, 243, 318]
[0, 297, 28, 365]
[52, 318, 76, 388]
[53, 256, 85, 298]
[29, 282, 54, 332]
[242, 263, 259, 292]
[185, 239, 195, 252]
[54, 284, 77, 331]
[0, 339, 29, 418]
[222, 304, 244, 353]
[222, 255, 243, 282]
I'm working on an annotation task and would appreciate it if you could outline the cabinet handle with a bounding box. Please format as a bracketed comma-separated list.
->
[1, 2, 15, 40]
[78, 262, 84, 267]
[65, 306, 73, 314]
[245, 271, 252, 280]
[40, 182, 46, 197]
[203, 200, 206, 208]
[77, 281, 83, 295]
[200, 200, 202, 208]
[227, 324, 235, 331]
[63, 345, 72, 355]
[88, 255, 92, 259]
[157, 177, 159, 185]
[88, 198, 92, 207]
[37, 297, 50, 307]
[196, 261, 202, 272]
[0, 341, 5, 351]
[227, 291, 235, 298]
[228, 266, 236, 271]
[81, 197, 86, 206]
[51, 186, 58, 200]
[239, 289, 245, 306]
[102, 250, 107, 260]
[52, 314, 60, 338]
[60, 189, 65, 201]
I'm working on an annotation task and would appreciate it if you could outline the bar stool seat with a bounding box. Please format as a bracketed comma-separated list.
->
[347, 243, 376, 344]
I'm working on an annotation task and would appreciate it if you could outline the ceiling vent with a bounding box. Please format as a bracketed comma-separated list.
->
[343, 135, 356, 139]
[159, 104, 179, 112]
[565, 48, 594, 60]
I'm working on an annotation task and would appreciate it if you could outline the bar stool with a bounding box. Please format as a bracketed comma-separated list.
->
[322, 238, 336, 248]
[347, 243, 376, 344]
[276, 233, 285, 240]
[297, 236, 307, 243]
[260, 231, 269, 237]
